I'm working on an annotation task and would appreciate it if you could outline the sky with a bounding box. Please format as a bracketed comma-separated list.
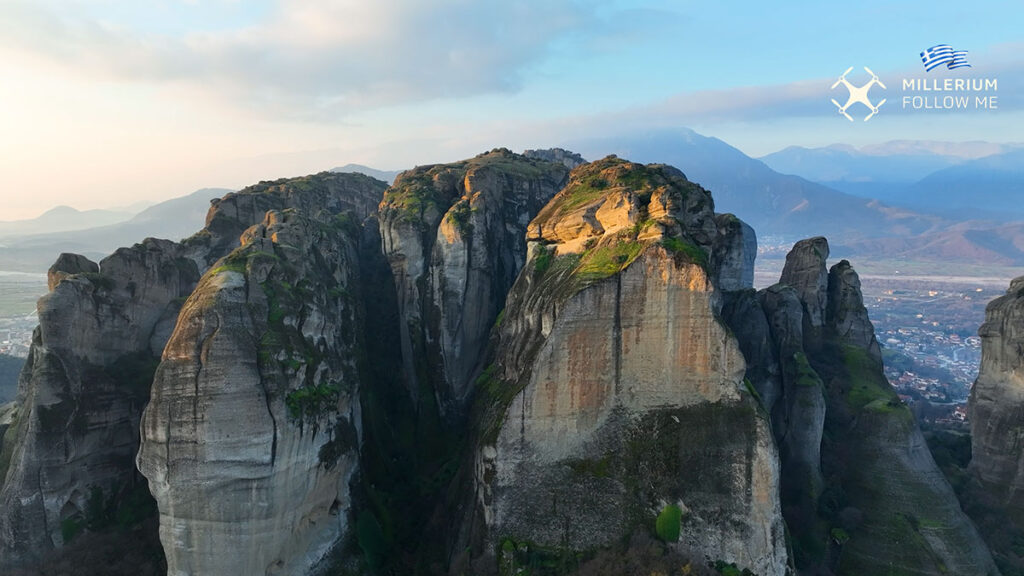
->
[1, 0, 1022, 220]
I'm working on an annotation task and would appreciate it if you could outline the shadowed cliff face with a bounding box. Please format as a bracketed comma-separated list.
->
[0, 172, 386, 571]
[0, 240, 199, 568]
[464, 157, 787, 575]
[378, 149, 571, 419]
[725, 237, 998, 575]
[970, 277, 1024, 542]
[138, 210, 365, 576]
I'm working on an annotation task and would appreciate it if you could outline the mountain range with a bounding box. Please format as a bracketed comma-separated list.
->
[4, 131, 1022, 275]
[331, 163, 402, 184]
[761, 141, 1024, 219]
[0, 188, 231, 272]
[0, 206, 134, 239]
[567, 129, 949, 244]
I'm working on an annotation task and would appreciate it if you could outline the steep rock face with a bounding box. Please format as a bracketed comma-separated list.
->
[0, 240, 200, 567]
[970, 276, 1024, 522]
[720, 237, 997, 574]
[720, 290, 781, 419]
[469, 157, 787, 575]
[200, 172, 384, 264]
[138, 210, 364, 576]
[0, 172, 386, 571]
[826, 260, 882, 362]
[711, 214, 756, 291]
[780, 236, 830, 351]
[759, 283, 826, 505]
[379, 149, 570, 417]
[807, 248, 996, 575]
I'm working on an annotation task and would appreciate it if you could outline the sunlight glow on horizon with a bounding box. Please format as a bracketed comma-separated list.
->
[0, 0, 1021, 219]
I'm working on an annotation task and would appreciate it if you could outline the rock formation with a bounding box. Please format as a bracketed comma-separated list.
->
[0, 149, 1005, 576]
[0, 240, 200, 568]
[739, 239, 998, 575]
[138, 209, 366, 575]
[0, 172, 386, 571]
[523, 147, 587, 169]
[466, 157, 788, 575]
[378, 149, 571, 418]
[970, 276, 1024, 522]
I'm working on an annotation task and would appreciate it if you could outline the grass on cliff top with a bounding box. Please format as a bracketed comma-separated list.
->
[383, 148, 554, 222]
[546, 157, 669, 216]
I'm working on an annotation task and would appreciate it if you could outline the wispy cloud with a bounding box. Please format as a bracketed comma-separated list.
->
[0, 0, 597, 118]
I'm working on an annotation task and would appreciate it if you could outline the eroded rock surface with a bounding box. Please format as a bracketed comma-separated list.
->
[0, 172, 386, 571]
[468, 157, 788, 575]
[0, 240, 199, 567]
[138, 210, 365, 576]
[971, 276, 1024, 522]
[379, 149, 571, 417]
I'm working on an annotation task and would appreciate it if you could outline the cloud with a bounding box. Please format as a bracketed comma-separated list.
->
[0, 0, 594, 119]
[599, 52, 1024, 129]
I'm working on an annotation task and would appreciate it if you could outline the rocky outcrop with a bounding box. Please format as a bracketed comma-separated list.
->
[0, 172, 387, 571]
[827, 260, 882, 362]
[523, 147, 586, 169]
[0, 240, 200, 567]
[970, 276, 1024, 522]
[759, 283, 826, 508]
[718, 236, 998, 575]
[780, 236, 830, 351]
[138, 210, 365, 576]
[379, 149, 570, 418]
[467, 157, 787, 575]
[711, 214, 756, 291]
[779, 241, 996, 575]
[199, 172, 384, 265]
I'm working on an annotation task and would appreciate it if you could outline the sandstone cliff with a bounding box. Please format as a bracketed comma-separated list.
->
[378, 149, 571, 418]
[138, 209, 366, 575]
[0, 172, 386, 571]
[466, 157, 787, 575]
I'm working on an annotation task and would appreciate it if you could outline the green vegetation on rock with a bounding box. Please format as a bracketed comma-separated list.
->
[284, 382, 341, 424]
[842, 345, 910, 420]
[662, 236, 708, 270]
[574, 241, 644, 282]
[655, 504, 682, 542]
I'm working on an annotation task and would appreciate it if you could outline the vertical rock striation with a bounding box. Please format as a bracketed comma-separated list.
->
[378, 149, 570, 418]
[467, 157, 788, 575]
[0, 172, 386, 571]
[970, 276, 1024, 522]
[731, 237, 999, 575]
[138, 209, 366, 575]
[0, 240, 200, 567]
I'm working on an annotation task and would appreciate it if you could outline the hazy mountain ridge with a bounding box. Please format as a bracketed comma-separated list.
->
[760, 142, 1024, 220]
[568, 130, 949, 243]
[0, 206, 135, 240]
[0, 188, 231, 272]
[331, 163, 401, 184]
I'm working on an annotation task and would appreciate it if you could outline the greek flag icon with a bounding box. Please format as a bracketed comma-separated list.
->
[920, 45, 972, 71]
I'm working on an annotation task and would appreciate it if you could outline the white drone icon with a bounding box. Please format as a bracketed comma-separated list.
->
[830, 66, 887, 122]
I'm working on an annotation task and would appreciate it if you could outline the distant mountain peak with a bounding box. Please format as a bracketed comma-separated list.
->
[331, 163, 401, 184]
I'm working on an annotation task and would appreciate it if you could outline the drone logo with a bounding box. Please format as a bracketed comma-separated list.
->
[830, 66, 887, 122]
